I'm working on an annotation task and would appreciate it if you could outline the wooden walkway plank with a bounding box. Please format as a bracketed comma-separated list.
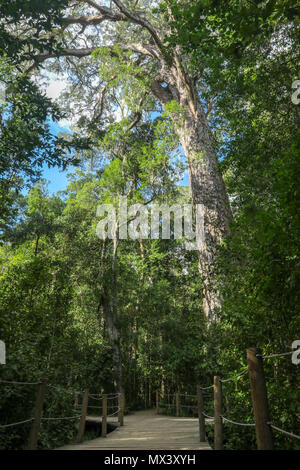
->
[57, 409, 211, 450]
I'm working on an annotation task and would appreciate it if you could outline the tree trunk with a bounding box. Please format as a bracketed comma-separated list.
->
[178, 101, 232, 320]
[101, 286, 123, 392]
[100, 237, 123, 392]
[152, 61, 233, 320]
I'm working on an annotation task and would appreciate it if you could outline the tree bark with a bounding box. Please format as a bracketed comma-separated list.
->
[101, 286, 123, 392]
[151, 60, 233, 320]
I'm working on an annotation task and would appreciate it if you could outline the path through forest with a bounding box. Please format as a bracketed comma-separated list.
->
[57, 409, 212, 450]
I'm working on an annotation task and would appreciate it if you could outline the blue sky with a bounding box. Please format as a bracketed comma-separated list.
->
[42, 163, 72, 194]
[39, 76, 189, 194]
[42, 120, 189, 195]
[41, 121, 74, 194]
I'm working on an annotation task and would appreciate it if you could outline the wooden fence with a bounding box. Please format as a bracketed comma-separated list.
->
[156, 347, 300, 450]
[0, 379, 125, 450]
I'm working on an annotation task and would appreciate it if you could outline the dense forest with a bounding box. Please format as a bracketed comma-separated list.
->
[0, 0, 299, 451]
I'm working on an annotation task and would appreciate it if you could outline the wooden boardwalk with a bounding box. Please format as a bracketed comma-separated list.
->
[57, 409, 212, 450]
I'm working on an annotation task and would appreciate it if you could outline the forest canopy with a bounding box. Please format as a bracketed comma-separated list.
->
[0, 0, 299, 450]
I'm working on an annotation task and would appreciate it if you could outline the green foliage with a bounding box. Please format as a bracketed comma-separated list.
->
[0, 0, 68, 62]
[0, 57, 85, 236]
[0, 0, 299, 451]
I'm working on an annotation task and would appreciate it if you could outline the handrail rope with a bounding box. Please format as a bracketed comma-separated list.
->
[48, 384, 83, 393]
[202, 411, 214, 419]
[0, 418, 34, 428]
[88, 395, 103, 401]
[0, 379, 41, 385]
[201, 385, 214, 390]
[267, 422, 300, 440]
[87, 405, 102, 409]
[221, 415, 255, 427]
[220, 368, 248, 383]
[257, 351, 293, 359]
[180, 404, 197, 408]
[179, 394, 197, 398]
[41, 415, 81, 421]
[107, 408, 120, 417]
[88, 393, 119, 399]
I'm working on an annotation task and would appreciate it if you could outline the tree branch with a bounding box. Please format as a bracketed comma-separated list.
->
[150, 79, 174, 105]
[64, 14, 122, 26]
[205, 93, 217, 118]
[93, 74, 117, 122]
[80, 0, 126, 21]
[127, 96, 145, 131]
[112, 0, 164, 51]
[25, 48, 99, 72]
[25, 42, 160, 73]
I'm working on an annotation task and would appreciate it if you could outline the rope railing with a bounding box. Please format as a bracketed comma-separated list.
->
[0, 378, 42, 385]
[256, 351, 293, 359]
[267, 422, 300, 440]
[155, 346, 298, 450]
[88, 395, 102, 401]
[48, 384, 83, 394]
[107, 408, 121, 417]
[213, 348, 298, 449]
[220, 368, 248, 383]
[179, 393, 197, 398]
[41, 415, 81, 421]
[218, 348, 298, 448]
[200, 384, 214, 390]
[221, 415, 255, 427]
[1, 378, 126, 449]
[88, 392, 119, 399]
[0, 417, 34, 428]
[202, 411, 214, 420]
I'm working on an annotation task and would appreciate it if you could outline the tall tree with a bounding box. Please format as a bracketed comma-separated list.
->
[8, 0, 233, 319]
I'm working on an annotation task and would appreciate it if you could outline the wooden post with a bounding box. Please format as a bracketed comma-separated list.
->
[77, 389, 89, 443]
[175, 392, 180, 417]
[214, 376, 223, 450]
[101, 394, 107, 437]
[118, 392, 124, 426]
[122, 391, 125, 425]
[156, 390, 159, 414]
[28, 379, 47, 450]
[247, 348, 273, 450]
[148, 381, 152, 409]
[197, 385, 206, 442]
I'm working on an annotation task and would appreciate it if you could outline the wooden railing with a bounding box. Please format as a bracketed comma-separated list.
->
[0, 379, 125, 449]
[155, 347, 300, 450]
[1, 346, 299, 450]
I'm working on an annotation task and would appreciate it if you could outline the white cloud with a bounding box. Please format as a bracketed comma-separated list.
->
[58, 118, 74, 129]
[32, 72, 74, 128]
[114, 107, 123, 122]
[45, 79, 69, 101]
